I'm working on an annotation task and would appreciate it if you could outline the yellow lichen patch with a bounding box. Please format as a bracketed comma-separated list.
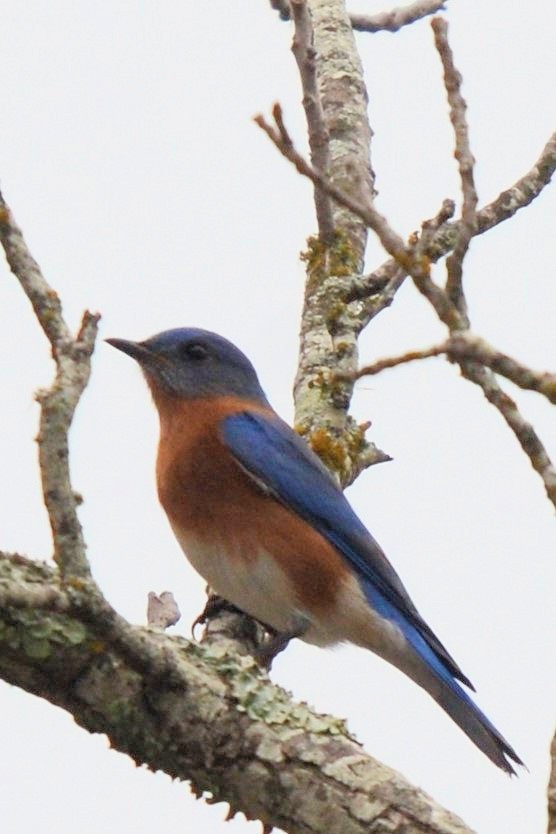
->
[300, 229, 360, 292]
[308, 428, 347, 476]
[334, 341, 351, 358]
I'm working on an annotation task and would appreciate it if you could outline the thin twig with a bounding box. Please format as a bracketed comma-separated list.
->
[549, 730, 556, 834]
[290, 0, 335, 242]
[432, 17, 477, 316]
[354, 345, 446, 377]
[477, 130, 556, 233]
[352, 1, 447, 33]
[354, 332, 556, 405]
[461, 363, 556, 507]
[255, 104, 407, 258]
[0, 190, 99, 579]
[269, 0, 291, 21]
[270, 0, 448, 34]
[257, 103, 556, 309]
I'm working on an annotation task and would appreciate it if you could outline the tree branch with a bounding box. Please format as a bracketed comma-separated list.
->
[0, 190, 99, 580]
[272, 0, 389, 487]
[269, 0, 449, 34]
[255, 102, 556, 507]
[291, 0, 335, 242]
[432, 17, 477, 316]
[255, 104, 408, 264]
[0, 550, 475, 834]
[351, 1, 448, 33]
[355, 332, 556, 405]
[549, 728, 556, 834]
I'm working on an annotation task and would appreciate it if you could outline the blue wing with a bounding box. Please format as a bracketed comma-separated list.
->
[221, 409, 473, 689]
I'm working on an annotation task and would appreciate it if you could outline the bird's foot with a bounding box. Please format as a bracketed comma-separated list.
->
[191, 594, 244, 638]
[254, 615, 310, 670]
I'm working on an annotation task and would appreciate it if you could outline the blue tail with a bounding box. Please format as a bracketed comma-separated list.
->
[360, 578, 523, 774]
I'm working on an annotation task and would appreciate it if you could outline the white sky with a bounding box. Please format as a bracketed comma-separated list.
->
[0, 3, 554, 834]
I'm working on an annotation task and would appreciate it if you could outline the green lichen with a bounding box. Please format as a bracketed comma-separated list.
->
[305, 369, 348, 410]
[21, 633, 52, 659]
[324, 301, 346, 337]
[0, 607, 87, 661]
[300, 229, 360, 294]
[345, 419, 371, 458]
[197, 643, 353, 737]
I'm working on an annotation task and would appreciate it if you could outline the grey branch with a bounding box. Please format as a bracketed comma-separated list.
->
[351, 0, 447, 33]
[256, 106, 556, 508]
[291, 0, 335, 242]
[270, 0, 448, 34]
[355, 333, 556, 405]
[305, 0, 375, 262]
[269, 0, 292, 20]
[549, 730, 556, 834]
[255, 104, 407, 262]
[256, 105, 556, 292]
[432, 17, 477, 316]
[281, 0, 386, 488]
[0, 190, 99, 579]
[0, 550, 474, 834]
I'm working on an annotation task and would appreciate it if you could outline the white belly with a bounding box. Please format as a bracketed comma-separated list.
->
[170, 520, 410, 658]
[171, 523, 306, 635]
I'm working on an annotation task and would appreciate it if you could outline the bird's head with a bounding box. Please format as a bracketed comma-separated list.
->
[106, 327, 268, 404]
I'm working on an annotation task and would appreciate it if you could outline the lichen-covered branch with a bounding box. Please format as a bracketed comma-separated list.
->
[0, 550, 475, 834]
[0, 190, 99, 580]
[264, 0, 388, 487]
[255, 105, 404, 259]
[257, 53, 556, 507]
[293, 0, 374, 482]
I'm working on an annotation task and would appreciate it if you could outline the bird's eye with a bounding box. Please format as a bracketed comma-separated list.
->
[181, 342, 209, 361]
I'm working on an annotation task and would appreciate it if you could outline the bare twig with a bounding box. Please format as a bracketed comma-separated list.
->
[256, 106, 556, 328]
[549, 729, 556, 834]
[270, 0, 448, 34]
[255, 104, 407, 259]
[257, 112, 556, 507]
[462, 363, 556, 506]
[257, 103, 556, 297]
[432, 17, 477, 316]
[477, 130, 556, 233]
[355, 332, 556, 404]
[290, 0, 335, 242]
[355, 345, 446, 377]
[0, 190, 99, 579]
[269, 0, 291, 20]
[352, 0, 447, 33]
[352, 334, 556, 506]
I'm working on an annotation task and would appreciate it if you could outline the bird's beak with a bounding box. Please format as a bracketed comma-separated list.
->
[105, 338, 153, 364]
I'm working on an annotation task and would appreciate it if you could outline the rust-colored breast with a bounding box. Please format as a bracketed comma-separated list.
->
[154, 394, 349, 615]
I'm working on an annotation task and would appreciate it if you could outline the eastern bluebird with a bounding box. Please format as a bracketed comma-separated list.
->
[107, 327, 523, 774]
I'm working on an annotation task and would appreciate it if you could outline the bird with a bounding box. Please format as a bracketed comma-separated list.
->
[106, 326, 523, 774]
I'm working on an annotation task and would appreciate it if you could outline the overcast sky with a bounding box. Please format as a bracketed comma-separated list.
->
[0, 3, 555, 834]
